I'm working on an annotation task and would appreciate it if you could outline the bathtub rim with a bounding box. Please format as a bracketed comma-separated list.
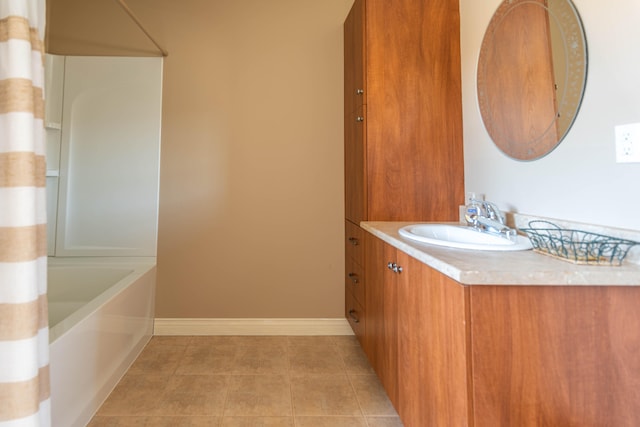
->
[47, 256, 156, 343]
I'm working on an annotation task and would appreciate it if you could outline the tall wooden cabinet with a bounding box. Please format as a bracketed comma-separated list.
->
[343, 0, 465, 349]
[343, 0, 464, 225]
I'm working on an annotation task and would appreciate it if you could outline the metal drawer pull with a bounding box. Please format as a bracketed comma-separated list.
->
[387, 262, 403, 274]
[356, 89, 364, 95]
[348, 237, 359, 246]
[348, 273, 359, 284]
[356, 116, 364, 122]
[348, 309, 360, 323]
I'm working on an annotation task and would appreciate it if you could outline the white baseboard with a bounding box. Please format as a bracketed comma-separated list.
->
[153, 318, 354, 336]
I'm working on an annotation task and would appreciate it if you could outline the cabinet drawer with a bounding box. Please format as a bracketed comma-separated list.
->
[345, 220, 365, 266]
[345, 257, 365, 306]
[345, 290, 365, 340]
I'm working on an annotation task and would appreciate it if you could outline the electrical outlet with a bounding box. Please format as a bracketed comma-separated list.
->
[615, 123, 640, 163]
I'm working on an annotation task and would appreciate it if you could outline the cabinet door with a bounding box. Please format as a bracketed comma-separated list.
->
[364, 234, 399, 407]
[365, 233, 471, 427]
[470, 286, 640, 427]
[345, 106, 366, 223]
[364, 0, 464, 221]
[397, 255, 470, 426]
[344, 0, 365, 116]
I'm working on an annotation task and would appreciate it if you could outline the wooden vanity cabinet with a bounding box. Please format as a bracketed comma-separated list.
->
[364, 232, 640, 427]
[364, 233, 471, 426]
[469, 285, 640, 427]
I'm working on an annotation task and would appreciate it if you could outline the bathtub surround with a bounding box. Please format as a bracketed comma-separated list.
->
[0, 0, 51, 424]
[44, 55, 162, 257]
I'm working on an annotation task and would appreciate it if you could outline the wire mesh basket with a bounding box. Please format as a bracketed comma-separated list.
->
[519, 220, 639, 266]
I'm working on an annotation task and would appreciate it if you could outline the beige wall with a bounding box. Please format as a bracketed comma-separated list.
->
[47, 0, 355, 318]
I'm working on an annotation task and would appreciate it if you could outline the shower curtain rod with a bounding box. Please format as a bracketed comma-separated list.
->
[114, 0, 168, 57]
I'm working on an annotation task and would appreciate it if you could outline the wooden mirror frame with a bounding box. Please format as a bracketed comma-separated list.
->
[477, 0, 587, 161]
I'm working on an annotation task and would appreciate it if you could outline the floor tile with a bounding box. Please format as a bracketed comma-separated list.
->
[154, 375, 229, 416]
[175, 342, 237, 375]
[231, 344, 289, 374]
[366, 416, 405, 427]
[331, 335, 362, 348]
[289, 345, 346, 375]
[291, 374, 362, 416]
[97, 375, 170, 416]
[295, 416, 368, 427]
[87, 416, 149, 426]
[220, 416, 294, 426]
[231, 336, 289, 348]
[349, 374, 399, 416]
[337, 344, 375, 375]
[127, 343, 186, 375]
[287, 336, 337, 348]
[147, 417, 222, 426]
[89, 416, 223, 426]
[224, 375, 292, 416]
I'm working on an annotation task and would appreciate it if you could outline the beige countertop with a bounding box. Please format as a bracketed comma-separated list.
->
[361, 221, 640, 286]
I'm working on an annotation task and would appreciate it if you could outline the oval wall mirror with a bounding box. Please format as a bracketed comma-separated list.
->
[477, 0, 587, 161]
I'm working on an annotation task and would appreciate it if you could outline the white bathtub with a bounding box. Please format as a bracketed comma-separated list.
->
[48, 257, 156, 427]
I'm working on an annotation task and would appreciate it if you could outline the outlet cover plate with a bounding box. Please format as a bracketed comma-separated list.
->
[615, 123, 640, 163]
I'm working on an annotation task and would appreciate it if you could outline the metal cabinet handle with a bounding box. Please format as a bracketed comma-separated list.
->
[348, 273, 359, 284]
[356, 89, 364, 95]
[348, 237, 359, 246]
[348, 309, 360, 323]
[387, 262, 403, 274]
[356, 116, 364, 122]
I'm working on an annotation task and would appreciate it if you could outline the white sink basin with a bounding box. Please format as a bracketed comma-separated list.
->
[398, 223, 532, 251]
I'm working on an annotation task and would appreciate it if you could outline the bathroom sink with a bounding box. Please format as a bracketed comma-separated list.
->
[398, 223, 532, 251]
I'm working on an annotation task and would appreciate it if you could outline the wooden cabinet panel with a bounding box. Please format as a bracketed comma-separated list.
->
[345, 290, 365, 340]
[469, 285, 640, 427]
[345, 220, 365, 267]
[345, 220, 366, 341]
[397, 255, 471, 427]
[363, 232, 385, 380]
[363, 0, 464, 222]
[343, 0, 364, 116]
[365, 233, 470, 425]
[344, 0, 464, 224]
[345, 257, 364, 306]
[364, 233, 399, 406]
[344, 107, 366, 225]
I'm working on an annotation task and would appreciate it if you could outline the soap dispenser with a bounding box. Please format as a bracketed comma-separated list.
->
[464, 192, 483, 227]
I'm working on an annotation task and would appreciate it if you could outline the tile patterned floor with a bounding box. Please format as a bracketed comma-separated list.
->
[88, 335, 404, 427]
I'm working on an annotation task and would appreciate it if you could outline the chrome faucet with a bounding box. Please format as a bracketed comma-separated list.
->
[466, 198, 517, 241]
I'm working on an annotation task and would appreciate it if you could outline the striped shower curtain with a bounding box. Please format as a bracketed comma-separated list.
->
[0, 0, 51, 425]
